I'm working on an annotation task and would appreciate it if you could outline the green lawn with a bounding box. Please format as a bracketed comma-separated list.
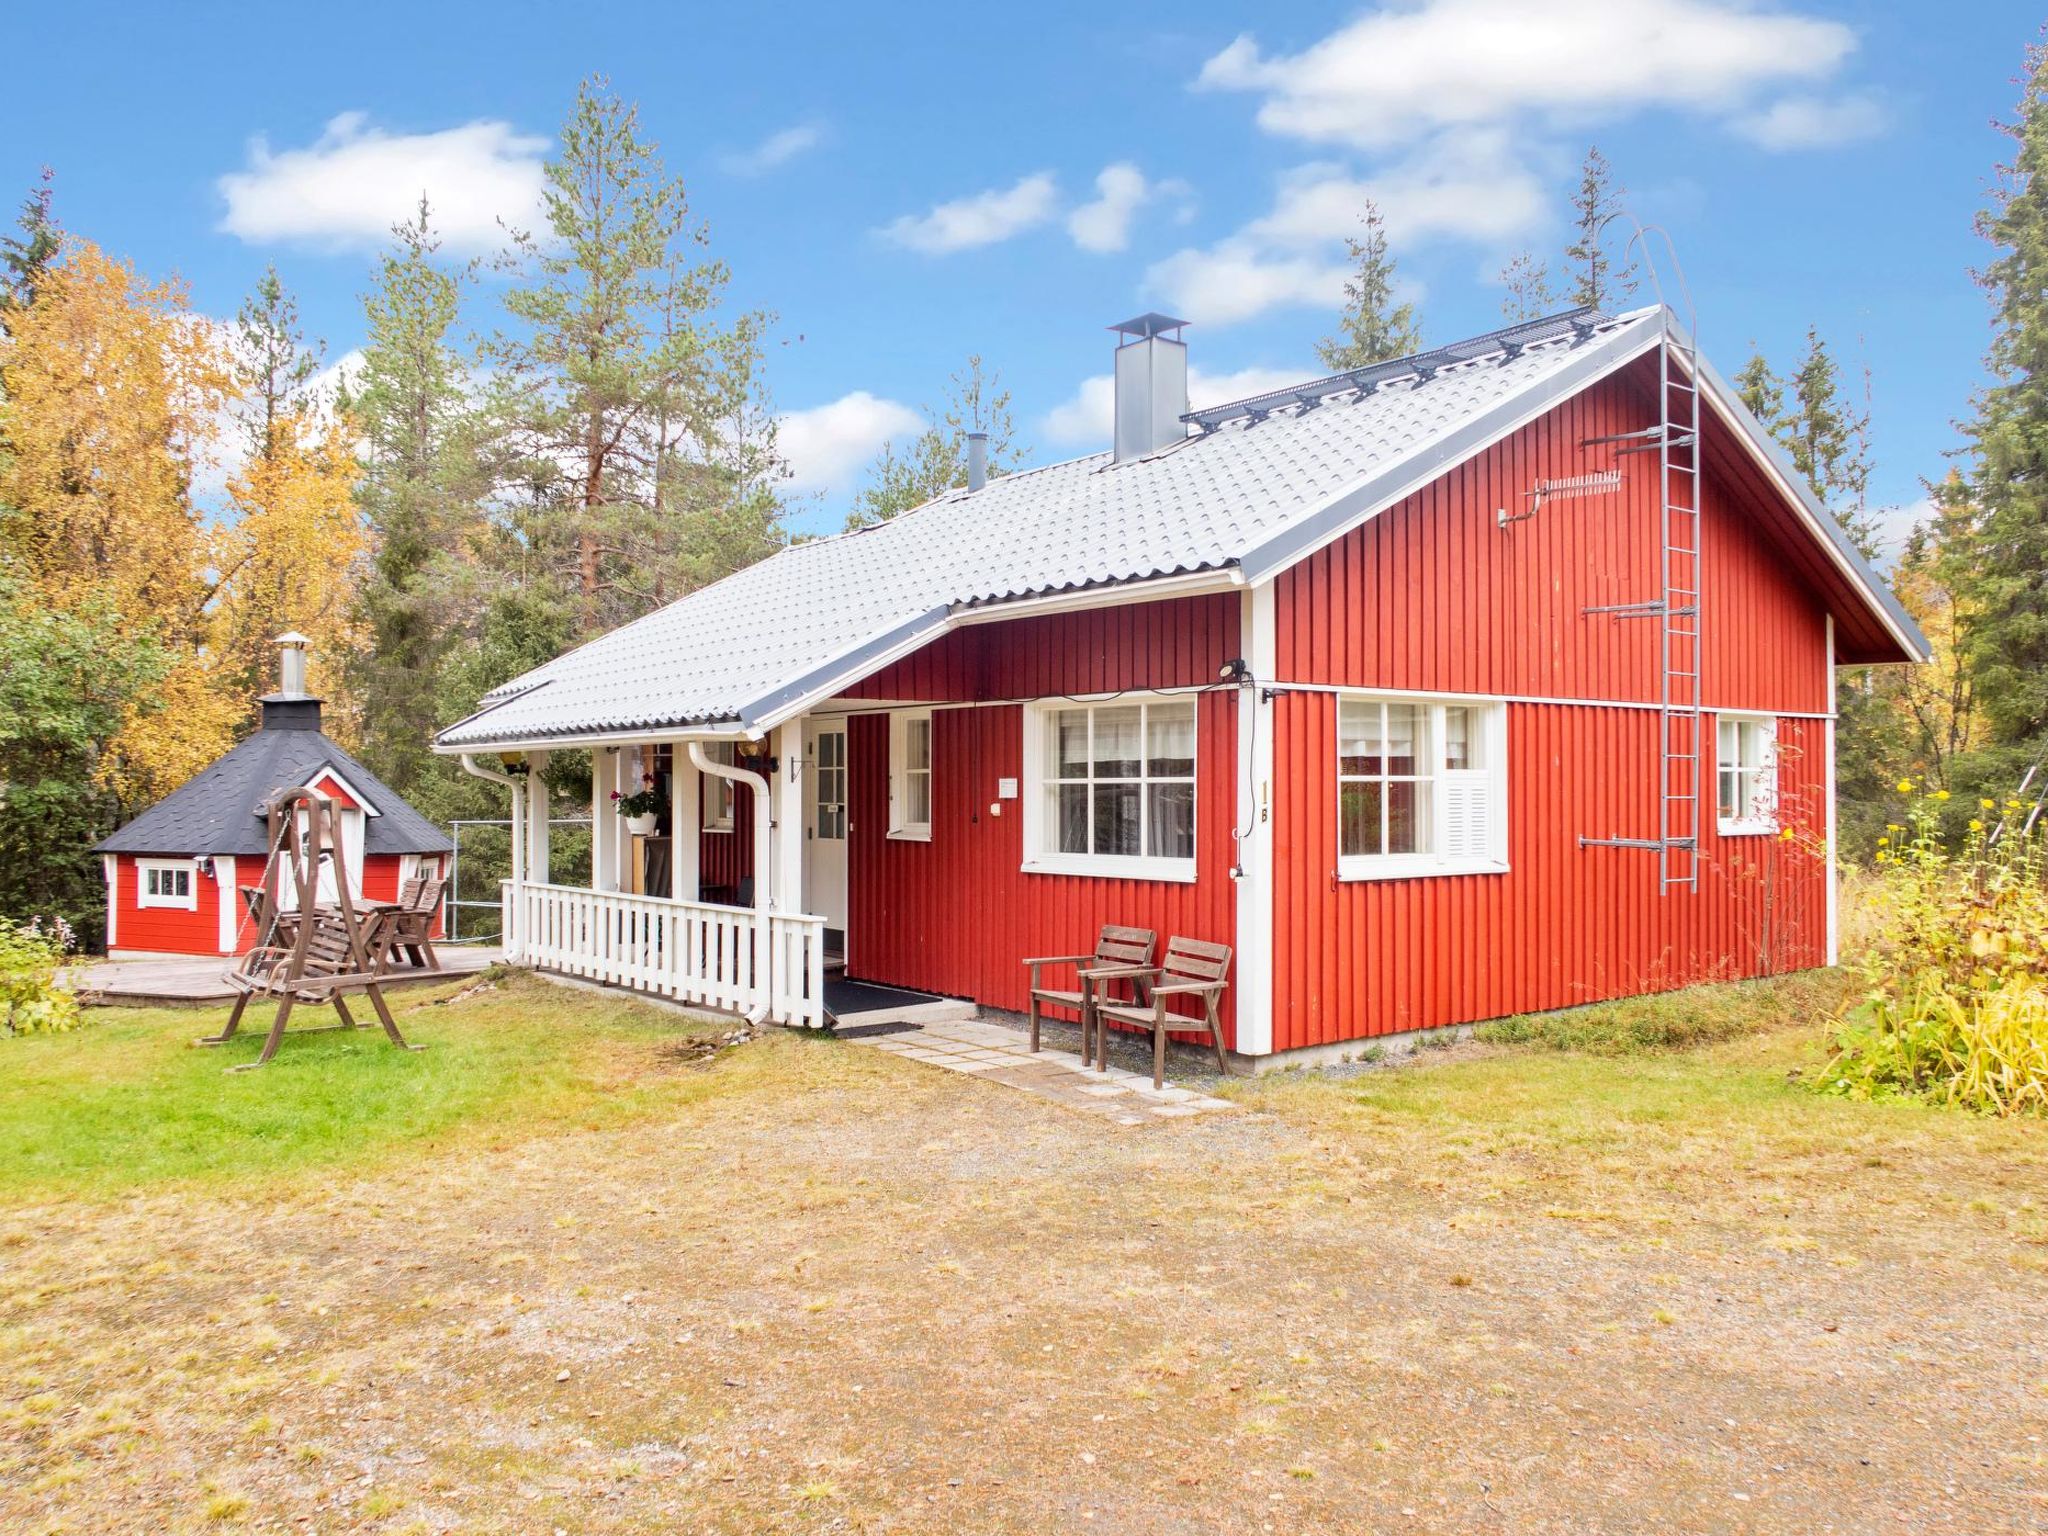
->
[0, 971, 727, 1195]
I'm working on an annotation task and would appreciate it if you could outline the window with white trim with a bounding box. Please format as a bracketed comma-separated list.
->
[703, 741, 736, 831]
[1023, 697, 1196, 880]
[889, 710, 933, 840]
[1716, 715, 1778, 834]
[1337, 695, 1507, 879]
[138, 858, 199, 910]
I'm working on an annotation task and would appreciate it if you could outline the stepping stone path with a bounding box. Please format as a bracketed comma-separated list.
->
[843, 1016, 1237, 1125]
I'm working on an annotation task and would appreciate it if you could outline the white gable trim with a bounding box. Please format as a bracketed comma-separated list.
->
[303, 765, 382, 817]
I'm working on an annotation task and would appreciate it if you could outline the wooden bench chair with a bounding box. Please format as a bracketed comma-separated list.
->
[1023, 924, 1156, 1064]
[1089, 935, 1234, 1088]
[208, 910, 416, 1068]
[382, 875, 445, 971]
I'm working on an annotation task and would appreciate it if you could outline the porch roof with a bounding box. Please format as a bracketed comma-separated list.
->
[435, 304, 1925, 751]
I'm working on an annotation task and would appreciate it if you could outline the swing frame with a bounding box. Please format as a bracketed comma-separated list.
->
[198, 786, 423, 1070]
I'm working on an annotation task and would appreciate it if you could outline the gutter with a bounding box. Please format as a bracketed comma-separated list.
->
[689, 741, 774, 1027]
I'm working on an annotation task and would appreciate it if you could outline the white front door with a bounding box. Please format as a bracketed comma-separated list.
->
[804, 721, 849, 939]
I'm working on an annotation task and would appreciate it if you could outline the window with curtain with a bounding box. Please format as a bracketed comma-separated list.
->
[1337, 695, 1506, 878]
[702, 741, 736, 831]
[1025, 697, 1196, 877]
[1716, 715, 1777, 832]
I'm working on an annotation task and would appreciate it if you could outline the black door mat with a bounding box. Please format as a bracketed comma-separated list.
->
[832, 1020, 924, 1039]
[824, 977, 950, 1016]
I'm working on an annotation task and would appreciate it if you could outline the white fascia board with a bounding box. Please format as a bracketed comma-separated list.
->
[951, 568, 1244, 625]
[744, 606, 956, 735]
[1235, 319, 1663, 587]
[302, 765, 381, 816]
[430, 723, 761, 755]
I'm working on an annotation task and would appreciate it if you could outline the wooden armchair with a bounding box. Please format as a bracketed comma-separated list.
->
[1090, 935, 1234, 1087]
[1023, 924, 1156, 1063]
[382, 876, 445, 971]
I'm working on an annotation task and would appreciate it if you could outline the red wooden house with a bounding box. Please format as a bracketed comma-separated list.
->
[97, 636, 452, 959]
[436, 306, 1923, 1062]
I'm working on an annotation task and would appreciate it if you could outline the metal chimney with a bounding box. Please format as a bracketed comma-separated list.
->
[1110, 313, 1189, 463]
[275, 631, 311, 698]
[966, 430, 988, 492]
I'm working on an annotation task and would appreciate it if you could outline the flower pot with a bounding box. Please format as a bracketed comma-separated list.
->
[625, 813, 658, 836]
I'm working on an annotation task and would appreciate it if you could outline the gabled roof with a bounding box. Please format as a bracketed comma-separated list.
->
[436, 305, 1925, 751]
[98, 727, 450, 857]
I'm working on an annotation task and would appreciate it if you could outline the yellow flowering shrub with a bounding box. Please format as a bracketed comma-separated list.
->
[1815, 787, 2048, 1116]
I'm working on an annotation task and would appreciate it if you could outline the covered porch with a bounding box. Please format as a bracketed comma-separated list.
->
[460, 722, 831, 1030]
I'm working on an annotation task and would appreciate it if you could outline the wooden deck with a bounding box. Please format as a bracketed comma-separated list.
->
[71, 947, 504, 1008]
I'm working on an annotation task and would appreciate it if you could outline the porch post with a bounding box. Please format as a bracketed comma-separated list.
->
[772, 721, 806, 913]
[525, 750, 552, 887]
[592, 748, 621, 891]
[670, 740, 701, 902]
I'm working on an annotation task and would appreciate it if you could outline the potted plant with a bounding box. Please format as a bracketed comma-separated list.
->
[612, 773, 663, 836]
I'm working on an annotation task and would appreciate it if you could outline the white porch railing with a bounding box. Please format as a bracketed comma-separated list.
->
[501, 880, 827, 1029]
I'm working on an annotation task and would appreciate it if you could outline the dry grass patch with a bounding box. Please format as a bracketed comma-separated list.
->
[0, 973, 2044, 1533]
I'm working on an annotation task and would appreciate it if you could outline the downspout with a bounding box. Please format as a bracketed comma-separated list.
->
[460, 753, 524, 957]
[689, 740, 774, 1026]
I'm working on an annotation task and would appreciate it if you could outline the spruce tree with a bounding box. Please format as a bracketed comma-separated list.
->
[1564, 146, 1635, 311]
[1781, 328, 1876, 557]
[1961, 36, 2048, 748]
[1315, 201, 1420, 369]
[1497, 251, 1558, 322]
[0, 168, 57, 321]
[234, 265, 323, 462]
[1732, 349, 1784, 426]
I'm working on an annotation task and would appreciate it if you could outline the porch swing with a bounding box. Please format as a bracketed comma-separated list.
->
[197, 785, 422, 1070]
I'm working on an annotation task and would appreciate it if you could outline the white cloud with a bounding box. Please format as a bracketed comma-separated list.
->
[718, 123, 825, 176]
[1066, 162, 1192, 253]
[1729, 93, 1885, 150]
[1198, 0, 1859, 149]
[879, 172, 1059, 254]
[218, 112, 547, 253]
[777, 390, 923, 493]
[1144, 133, 1531, 327]
[1042, 364, 1312, 447]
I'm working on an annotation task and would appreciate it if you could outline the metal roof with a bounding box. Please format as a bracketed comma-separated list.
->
[436, 305, 1924, 751]
[98, 725, 452, 857]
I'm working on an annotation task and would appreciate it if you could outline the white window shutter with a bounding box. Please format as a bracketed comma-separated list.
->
[1442, 772, 1492, 861]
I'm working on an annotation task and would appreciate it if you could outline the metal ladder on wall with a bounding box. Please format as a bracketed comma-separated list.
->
[1578, 227, 1703, 890]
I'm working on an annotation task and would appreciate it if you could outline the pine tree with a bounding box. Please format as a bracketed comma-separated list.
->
[1959, 35, 2048, 749]
[1497, 251, 1558, 322]
[485, 76, 783, 636]
[346, 200, 488, 796]
[1315, 201, 1420, 369]
[1732, 349, 1784, 425]
[234, 265, 323, 463]
[1781, 328, 1877, 557]
[1564, 146, 1635, 311]
[847, 355, 1021, 529]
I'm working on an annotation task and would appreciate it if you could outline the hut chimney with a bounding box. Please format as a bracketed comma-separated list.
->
[1110, 313, 1190, 464]
[260, 632, 322, 732]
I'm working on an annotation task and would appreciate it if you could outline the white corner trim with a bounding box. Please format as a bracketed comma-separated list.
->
[102, 854, 118, 949]
[1234, 582, 1277, 1057]
[1824, 613, 1840, 967]
[215, 855, 238, 954]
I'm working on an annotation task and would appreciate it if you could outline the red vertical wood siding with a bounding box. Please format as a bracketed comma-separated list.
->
[699, 782, 756, 892]
[1276, 371, 1830, 715]
[1267, 369, 1833, 1049]
[112, 856, 224, 954]
[1271, 701, 1827, 1048]
[843, 594, 1242, 1043]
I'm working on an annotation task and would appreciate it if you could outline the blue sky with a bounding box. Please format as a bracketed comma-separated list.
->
[6, 1, 2039, 542]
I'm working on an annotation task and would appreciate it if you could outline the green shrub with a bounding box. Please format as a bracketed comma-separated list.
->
[0, 916, 81, 1036]
[1474, 970, 1849, 1057]
[1814, 784, 2048, 1116]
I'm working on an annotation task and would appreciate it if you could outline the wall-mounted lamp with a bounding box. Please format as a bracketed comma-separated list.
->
[1218, 657, 1252, 686]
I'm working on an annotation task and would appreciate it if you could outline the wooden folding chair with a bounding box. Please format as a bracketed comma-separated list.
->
[1022, 924, 1155, 1064]
[1090, 935, 1234, 1088]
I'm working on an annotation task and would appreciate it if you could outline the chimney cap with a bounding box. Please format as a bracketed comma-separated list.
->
[1110, 312, 1189, 343]
[274, 630, 312, 646]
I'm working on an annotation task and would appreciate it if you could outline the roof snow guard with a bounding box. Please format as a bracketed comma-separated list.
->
[1185, 306, 1608, 432]
[433, 304, 1925, 753]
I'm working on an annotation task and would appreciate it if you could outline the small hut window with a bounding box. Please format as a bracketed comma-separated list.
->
[138, 858, 199, 910]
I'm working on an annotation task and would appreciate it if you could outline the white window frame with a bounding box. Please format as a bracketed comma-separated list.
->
[1716, 713, 1779, 836]
[1336, 693, 1509, 882]
[1020, 693, 1198, 883]
[137, 857, 200, 911]
[702, 741, 736, 832]
[888, 709, 933, 842]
